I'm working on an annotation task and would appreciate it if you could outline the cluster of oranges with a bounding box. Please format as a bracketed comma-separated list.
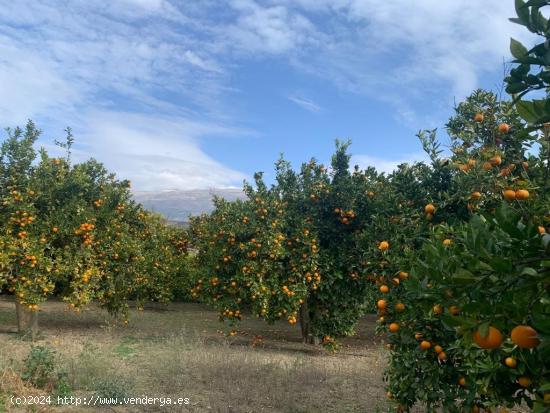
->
[503, 188, 530, 201]
[20, 254, 37, 268]
[75, 222, 95, 246]
[281, 285, 296, 297]
[10, 210, 35, 227]
[334, 207, 356, 225]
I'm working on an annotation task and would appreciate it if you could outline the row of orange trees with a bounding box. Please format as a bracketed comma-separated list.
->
[187, 2, 549, 409]
[188, 86, 548, 409]
[189, 142, 385, 344]
[0, 122, 190, 336]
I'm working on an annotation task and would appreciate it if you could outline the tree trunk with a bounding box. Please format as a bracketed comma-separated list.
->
[299, 301, 319, 344]
[299, 302, 310, 343]
[16, 301, 38, 340]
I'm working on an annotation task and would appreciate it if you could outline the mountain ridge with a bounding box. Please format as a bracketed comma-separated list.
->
[132, 188, 246, 224]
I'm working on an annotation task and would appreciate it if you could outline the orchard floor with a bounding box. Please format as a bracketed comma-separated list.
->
[0, 299, 528, 413]
[1, 298, 389, 413]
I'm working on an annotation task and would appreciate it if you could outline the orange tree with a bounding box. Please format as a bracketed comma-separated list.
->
[189, 141, 385, 344]
[376, 84, 549, 411]
[377, 2, 550, 410]
[0, 122, 189, 334]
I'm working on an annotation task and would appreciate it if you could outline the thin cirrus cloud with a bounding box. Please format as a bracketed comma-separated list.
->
[287, 95, 322, 113]
[0, 0, 534, 190]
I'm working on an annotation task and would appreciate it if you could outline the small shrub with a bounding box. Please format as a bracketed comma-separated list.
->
[53, 372, 73, 400]
[21, 345, 55, 388]
[92, 376, 133, 401]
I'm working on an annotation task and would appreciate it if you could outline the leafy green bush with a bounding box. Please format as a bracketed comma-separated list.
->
[21, 345, 55, 388]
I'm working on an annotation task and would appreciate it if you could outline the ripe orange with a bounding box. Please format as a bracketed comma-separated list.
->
[482, 161, 493, 171]
[414, 332, 423, 340]
[437, 351, 447, 361]
[470, 191, 482, 200]
[395, 303, 405, 312]
[398, 271, 409, 280]
[425, 204, 436, 214]
[420, 340, 431, 350]
[380, 285, 389, 294]
[433, 304, 443, 315]
[474, 113, 484, 122]
[539, 226, 546, 234]
[515, 189, 530, 200]
[518, 376, 531, 388]
[458, 377, 466, 387]
[449, 305, 460, 315]
[503, 190, 516, 201]
[510, 325, 540, 349]
[389, 323, 400, 333]
[379, 241, 390, 251]
[443, 239, 452, 246]
[504, 357, 517, 368]
[498, 123, 510, 133]
[434, 345, 443, 354]
[489, 155, 502, 166]
[473, 326, 503, 349]
[377, 299, 387, 310]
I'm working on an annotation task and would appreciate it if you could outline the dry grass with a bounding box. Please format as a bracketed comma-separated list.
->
[0, 298, 388, 413]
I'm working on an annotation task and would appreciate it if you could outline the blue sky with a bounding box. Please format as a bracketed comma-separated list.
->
[0, 0, 535, 190]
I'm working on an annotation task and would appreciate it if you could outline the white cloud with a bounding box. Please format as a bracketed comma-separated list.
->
[288, 95, 322, 113]
[0, 0, 539, 191]
[71, 111, 248, 190]
[0, 0, 246, 191]
[271, 0, 537, 125]
[352, 152, 430, 174]
[226, 0, 317, 55]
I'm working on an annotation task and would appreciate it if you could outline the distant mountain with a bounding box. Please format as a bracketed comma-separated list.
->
[132, 188, 246, 224]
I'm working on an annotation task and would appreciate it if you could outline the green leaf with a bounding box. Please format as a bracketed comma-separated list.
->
[452, 268, 477, 284]
[520, 267, 538, 276]
[516, 99, 550, 124]
[515, 0, 531, 24]
[506, 82, 529, 94]
[478, 321, 490, 338]
[510, 38, 529, 58]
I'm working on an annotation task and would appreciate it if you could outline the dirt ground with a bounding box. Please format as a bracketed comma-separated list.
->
[0, 298, 390, 413]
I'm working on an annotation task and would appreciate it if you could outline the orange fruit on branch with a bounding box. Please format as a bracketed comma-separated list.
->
[388, 322, 400, 333]
[518, 376, 531, 388]
[498, 123, 510, 133]
[425, 204, 436, 214]
[510, 325, 540, 348]
[503, 190, 516, 201]
[515, 189, 530, 200]
[504, 357, 517, 368]
[489, 155, 502, 166]
[473, 326, 503, 349]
